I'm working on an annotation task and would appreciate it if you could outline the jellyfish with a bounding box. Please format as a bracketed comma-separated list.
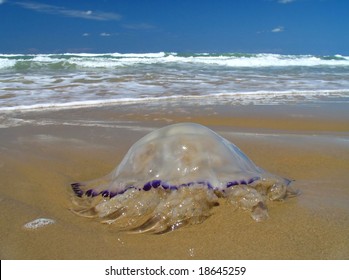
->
[71, 123, 298, 233]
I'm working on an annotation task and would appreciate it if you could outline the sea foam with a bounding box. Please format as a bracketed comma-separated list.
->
[1, 52, 349, 70]
[23, 218, 55, 229]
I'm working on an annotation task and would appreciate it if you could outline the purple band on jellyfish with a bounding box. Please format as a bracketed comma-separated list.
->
[151, 180, 161, 188]
[248, 176, 260, 184]
[113, 185, 135, 196]
[71, 183, 84, 197]
[85, 189, 93, 197]
[143, 182, 152, 191]
[101, 190, 109, 197]
[226, 181, 238, 188]
[72, 176, 261, 198]
[161, 182, 170, 189]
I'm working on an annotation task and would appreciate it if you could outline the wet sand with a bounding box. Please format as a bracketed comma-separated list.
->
[0, 102, 349, 259]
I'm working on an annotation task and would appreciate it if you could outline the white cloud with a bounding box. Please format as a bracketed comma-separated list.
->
[272, 26, 284, 33]
[100, 32, 111, 37]
[82, 33, 90, 37]
[13, 1, 121, 21]
[0, 0, 6, 4]
[277, 0, 295, 4]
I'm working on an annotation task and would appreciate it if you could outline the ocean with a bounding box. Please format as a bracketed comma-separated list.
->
[1, 52, 349, 112]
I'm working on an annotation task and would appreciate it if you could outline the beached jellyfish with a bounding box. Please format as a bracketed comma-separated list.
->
[71, 123, 297, 233]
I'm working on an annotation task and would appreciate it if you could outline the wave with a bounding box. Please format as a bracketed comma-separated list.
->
[1, 52, 349, 70]
[2, 52, 349, 113]
[1, 89, 349, 113]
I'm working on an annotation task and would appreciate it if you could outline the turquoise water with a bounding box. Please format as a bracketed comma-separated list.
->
[1, 52, 349, 111]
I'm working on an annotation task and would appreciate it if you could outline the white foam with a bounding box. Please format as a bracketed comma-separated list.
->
[0, 58, 16, 69]
[63, 52, 167, 59]
[177, 54, 349, 67]
[1, 89, 348, 114]
[0, 96, 183, 112]
[1, 52, 349, 69]
[23, 218, 55, 229]
[110, 52, 167, 58]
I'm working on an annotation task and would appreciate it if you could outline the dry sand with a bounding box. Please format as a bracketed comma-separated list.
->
[0, 102, 348, 259]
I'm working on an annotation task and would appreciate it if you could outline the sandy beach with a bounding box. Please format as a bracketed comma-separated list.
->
[0, 102, 348, 259]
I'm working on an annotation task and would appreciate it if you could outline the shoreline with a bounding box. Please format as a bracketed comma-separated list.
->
[0, 102, 348, 259]
[2, 101, 349, 131]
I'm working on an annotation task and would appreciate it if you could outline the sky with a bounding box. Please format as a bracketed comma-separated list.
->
[0, 0, 348, 55]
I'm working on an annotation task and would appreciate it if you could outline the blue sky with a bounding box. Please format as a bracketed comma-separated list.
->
[1, 0, 348, 54]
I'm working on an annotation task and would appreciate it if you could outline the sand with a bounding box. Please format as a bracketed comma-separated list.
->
[0, 102, 348, 259]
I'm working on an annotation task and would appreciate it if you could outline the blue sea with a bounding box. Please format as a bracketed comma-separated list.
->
[1, 52, 349, 112]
